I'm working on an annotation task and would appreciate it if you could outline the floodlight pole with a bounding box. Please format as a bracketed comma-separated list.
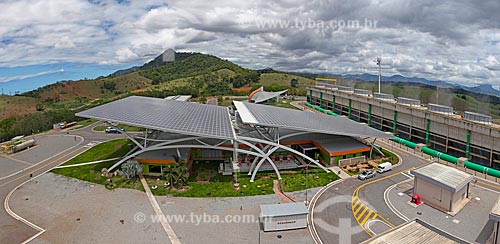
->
[305, 163, 309, 205]
[377, 57, 381, 93]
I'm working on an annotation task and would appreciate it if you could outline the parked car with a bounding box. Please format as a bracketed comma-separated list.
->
[105, 127, 125, 133]
[358, 169, 376, 180]
[377, 162, 393, 174]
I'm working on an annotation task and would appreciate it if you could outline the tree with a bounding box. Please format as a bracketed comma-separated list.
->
[163, 155, 190, 188]
[290, 78, 299, 88]
[120, 159, 142, 180]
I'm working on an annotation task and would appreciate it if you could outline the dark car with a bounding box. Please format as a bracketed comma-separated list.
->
[358, 169, 376, 181]
[105, 127, 125, 133]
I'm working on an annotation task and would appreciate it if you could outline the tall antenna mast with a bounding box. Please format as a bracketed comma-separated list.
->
[376, 57, 382, 93]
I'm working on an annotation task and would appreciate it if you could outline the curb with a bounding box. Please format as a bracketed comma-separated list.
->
[3, 138, 91, 244]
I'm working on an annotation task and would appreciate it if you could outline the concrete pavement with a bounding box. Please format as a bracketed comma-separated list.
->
[0, 123, 126, 244]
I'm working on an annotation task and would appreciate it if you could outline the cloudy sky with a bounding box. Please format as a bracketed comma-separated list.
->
[1, 0, 500, 93]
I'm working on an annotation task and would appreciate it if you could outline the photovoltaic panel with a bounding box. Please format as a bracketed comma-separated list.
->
[76, 96, 235, 139]
[234, 101, 391, 138]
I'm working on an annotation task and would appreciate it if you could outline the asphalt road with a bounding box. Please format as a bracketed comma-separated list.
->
[0, 123, 125, 244]
[310, 140, 430, 244]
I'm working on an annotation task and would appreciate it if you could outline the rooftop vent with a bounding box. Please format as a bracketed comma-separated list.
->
[337, 86, 354, 93]
[397, 97, 421, 106]
[373, 93, 394, 101]
[464, 111, 492, 124]
[427, 103, 454, 115]
[354, 89, 372, 96]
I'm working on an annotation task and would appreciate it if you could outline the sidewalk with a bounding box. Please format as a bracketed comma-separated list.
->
[273, 180, 296, 203]
[139, 174, 180, 244]
[329, 166, 351, 179]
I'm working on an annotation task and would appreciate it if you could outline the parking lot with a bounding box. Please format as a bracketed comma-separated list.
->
[0, 134, 81, 179]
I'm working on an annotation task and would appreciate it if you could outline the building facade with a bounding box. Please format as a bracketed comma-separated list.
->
[307, 86, 500, 169]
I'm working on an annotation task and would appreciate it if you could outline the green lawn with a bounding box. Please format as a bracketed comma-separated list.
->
[269, 99, 299, 110]
[57, 138, 133, 167]
[52, 138, 142, 191]
[70, 119, 98, 130]
[147, 161, 338, 197]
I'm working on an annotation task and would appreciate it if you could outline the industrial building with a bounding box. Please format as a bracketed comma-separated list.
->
[75, 96, 390, 180]
[411, 163, 473, 214]
[307, 84, 500, 169]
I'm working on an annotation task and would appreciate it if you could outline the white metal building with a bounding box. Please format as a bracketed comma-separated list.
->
[260, 202, 308, 232]
[410, 163, 474, 213]
[489, 196, 500, 244]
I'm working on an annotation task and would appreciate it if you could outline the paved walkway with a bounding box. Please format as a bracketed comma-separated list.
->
[139, 175, 180, 244]
[273, 180, 296, 203]
[328, 166, 351, 179]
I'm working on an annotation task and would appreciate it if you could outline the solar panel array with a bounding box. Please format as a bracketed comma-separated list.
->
[76, 96, 235, 139]
[239, 102, 390, 138]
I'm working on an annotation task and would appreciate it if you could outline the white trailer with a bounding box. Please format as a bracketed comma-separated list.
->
[260, 202, 308, 232]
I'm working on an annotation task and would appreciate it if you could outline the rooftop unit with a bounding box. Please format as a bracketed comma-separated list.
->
[354, 89, 372, 96]
[373, 92, 394, 101]
[427, 103, 454, 115]
[397, 97, 421, 107]
[464, 111, 492, 124]
[324, 83, 338, 90]
[337, 86, 354, 93]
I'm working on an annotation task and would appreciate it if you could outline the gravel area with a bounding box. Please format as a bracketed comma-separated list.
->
[10, 173, 167, 244]
[10, 173, 319, 244]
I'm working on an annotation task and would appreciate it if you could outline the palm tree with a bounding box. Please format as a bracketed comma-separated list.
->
[163, 164, 175, 188]
[162, 155, 190, 188]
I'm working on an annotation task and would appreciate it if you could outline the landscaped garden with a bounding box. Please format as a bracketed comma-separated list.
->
[146, 160, 338, 197]
[341, 148, 399, 176]
[52, 139, 339, 197]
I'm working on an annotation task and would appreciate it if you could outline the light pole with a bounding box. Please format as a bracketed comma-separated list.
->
[376, 57, 382, 93]
[305, 163, 309, 205]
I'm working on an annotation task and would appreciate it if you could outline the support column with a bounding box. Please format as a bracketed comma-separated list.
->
[490, 146, 494, 168]
[309, 89, 312, 103]
[392, 111, 397, 134]
[319, 92, 323, 107]
[465, 130, 471, 158]
[348, 99, 352, 117]
[332, 95, 336, 112]
[425, 119, 430, 145]
[368, 104, 372, 125]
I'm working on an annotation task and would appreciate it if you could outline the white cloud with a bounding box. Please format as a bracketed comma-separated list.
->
[0, 0, 499, 86]
[0, 69, 64, 83]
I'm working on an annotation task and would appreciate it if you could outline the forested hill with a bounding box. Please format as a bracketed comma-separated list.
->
[139, 53, 251, 84]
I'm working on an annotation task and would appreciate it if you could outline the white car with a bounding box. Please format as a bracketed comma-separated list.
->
[358, 170, 376, 180]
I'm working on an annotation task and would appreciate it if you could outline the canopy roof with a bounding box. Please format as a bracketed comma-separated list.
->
[250, 90, 288, 103]
[76, 96, 391, 141]
[234, 101, 391, 138]
[76, 96, 235, 140]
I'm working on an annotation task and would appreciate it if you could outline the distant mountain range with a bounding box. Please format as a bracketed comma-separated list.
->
[342, 73, 500, 97]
